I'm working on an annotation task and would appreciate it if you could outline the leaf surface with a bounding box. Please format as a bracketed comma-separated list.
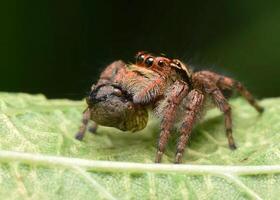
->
[0, 92, 280, 200]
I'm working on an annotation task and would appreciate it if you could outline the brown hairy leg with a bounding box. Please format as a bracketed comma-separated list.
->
[217, 76, 264, 113]
[155, 81, 189, 163]
[194, 72, 237, 149]
[194, 71, 263, 113]
[211, 89, 236, 149]
[193, 71, 264, 151]
[75, 108, 91, 140]
[175, 90, 204, 163]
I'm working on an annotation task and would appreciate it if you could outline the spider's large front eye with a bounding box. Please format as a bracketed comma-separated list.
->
[112, 88, 122, 97]
[158, 60, 165, 67]
[145, 57, 154, 67]
[136, 54, 145, 64]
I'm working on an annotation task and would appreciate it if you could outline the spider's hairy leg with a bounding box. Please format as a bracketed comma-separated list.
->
[192, 71, 263, 150]
[75, 108, 92, 140]
[217, 76, 264, 113]
[192, 72, 236, 150]
[155, 81, 189, 163]
[175, 90, 204, 164]
[194, 73, 236, 149]
[211, 89, 236, 149]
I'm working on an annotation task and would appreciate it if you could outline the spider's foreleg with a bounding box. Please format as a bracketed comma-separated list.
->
[75, 108, 92, 140]
[217, 76, 264, 113]
[175, 90, 204, 163]
[155, 81, 189, 163]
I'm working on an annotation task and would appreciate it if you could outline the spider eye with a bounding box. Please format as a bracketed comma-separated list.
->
[145, 57, 154, 67]
[158, 60, 165, 67]
[136, 54, 145, 64]
[113, 88, 122, 97]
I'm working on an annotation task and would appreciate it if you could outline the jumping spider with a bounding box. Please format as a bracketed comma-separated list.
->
[76, 52, 264, 163]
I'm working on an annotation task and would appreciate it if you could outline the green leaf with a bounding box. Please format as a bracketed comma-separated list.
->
[0, 92, 280, 200]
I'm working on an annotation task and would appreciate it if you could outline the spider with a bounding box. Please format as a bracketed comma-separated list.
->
[76, 52, 264, 163]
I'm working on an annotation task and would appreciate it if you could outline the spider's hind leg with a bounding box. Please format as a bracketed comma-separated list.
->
[217, 76, 264, 113]
[192, 72, 239, 150]
[211, 89, 236, 150]
[193, 71, 264, 150]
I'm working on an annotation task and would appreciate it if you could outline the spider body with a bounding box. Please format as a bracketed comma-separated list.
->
[76, 52, 263, 163]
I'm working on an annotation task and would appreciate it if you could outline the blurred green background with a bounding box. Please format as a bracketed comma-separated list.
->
[0, 1, 279, 99]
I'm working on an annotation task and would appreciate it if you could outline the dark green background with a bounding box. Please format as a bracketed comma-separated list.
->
[1, 1, 279, 99]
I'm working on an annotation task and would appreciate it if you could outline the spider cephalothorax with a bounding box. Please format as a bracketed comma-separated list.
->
[76, 52, 263, 163]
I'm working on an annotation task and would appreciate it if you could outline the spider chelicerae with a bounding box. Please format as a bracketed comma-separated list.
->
[76, 52, 263, 163]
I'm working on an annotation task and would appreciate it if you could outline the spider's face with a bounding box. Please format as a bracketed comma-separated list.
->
[135, 52, 170, 68]
[135, 52, 192, 79]
[86, 84, 148, 132]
